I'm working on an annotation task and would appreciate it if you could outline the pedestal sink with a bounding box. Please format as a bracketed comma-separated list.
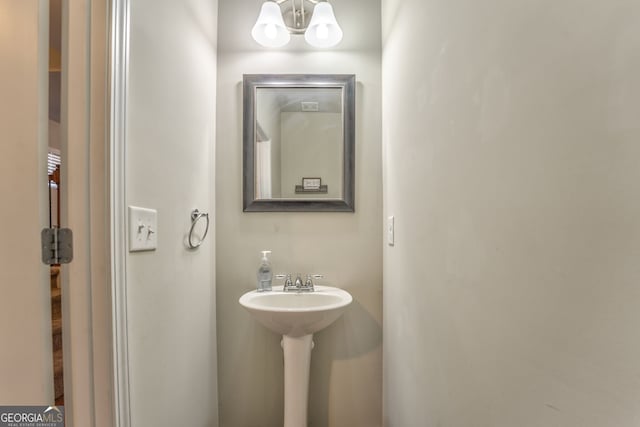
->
[239, 285, 352, 427]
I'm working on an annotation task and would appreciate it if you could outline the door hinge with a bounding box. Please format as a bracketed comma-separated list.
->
[41, 228, 74, 265]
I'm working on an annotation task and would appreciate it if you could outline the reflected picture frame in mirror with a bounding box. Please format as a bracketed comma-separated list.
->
[243, 74, 355, 212]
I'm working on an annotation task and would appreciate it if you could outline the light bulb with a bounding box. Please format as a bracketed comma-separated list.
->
[264, 23, 277, 39]
[304, 2, 343, 48]
[251, 1, 290, 47]
[316, 23, 329, 40]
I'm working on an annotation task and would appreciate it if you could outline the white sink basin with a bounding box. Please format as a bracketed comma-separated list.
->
[239, 285, 352, 337]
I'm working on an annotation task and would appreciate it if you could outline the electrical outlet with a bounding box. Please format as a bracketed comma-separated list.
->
[301, 101, 319, 112]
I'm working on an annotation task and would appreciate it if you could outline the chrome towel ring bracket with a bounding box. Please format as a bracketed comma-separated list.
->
[188, 209, 210, 249]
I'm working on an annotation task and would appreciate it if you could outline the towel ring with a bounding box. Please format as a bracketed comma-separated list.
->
[188, 209, 209, 249]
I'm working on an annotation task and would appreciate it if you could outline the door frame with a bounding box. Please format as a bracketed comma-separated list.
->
[61, 0, 115, 425]
[108, 0, 132, 425]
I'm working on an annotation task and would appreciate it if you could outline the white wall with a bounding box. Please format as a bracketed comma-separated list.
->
[126, 0, 218, 425]
[0, 0, 52, 404]
[383, 0, 640, 426]
[216, 1, 382, 426]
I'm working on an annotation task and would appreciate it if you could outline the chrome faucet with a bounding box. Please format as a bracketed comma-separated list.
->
[275, 273, 323, 292]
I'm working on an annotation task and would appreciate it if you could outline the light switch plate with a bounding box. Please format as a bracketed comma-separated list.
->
[128, 206, 158, 252]
[387, 215, 395, 246]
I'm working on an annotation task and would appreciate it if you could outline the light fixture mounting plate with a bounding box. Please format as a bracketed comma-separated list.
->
[276, 0, 319, 34]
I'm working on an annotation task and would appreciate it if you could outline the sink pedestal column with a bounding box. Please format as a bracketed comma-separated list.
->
[282, 334, 313, 427]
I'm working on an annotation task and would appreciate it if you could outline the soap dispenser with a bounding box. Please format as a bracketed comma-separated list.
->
[256, 250, 273, 292]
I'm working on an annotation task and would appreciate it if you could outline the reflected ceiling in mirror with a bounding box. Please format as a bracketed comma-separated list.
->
[243, 74, 355, 212]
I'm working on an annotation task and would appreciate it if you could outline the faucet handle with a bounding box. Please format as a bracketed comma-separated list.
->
[305, 274, 313, 287]
[304, 274, 324, 289]
[275, 274, 293, 288]
[307, 274, 324, 283]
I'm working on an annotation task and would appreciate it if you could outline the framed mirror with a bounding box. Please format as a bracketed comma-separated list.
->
[243, 74, 355, 212]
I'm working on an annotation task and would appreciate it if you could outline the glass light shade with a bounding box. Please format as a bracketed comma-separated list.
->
[251, 1, 290, 48]
[304, 2, 343, 48]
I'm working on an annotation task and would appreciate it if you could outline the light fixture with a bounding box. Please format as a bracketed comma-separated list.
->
[304, 2, 342, 48]
[251, 1, 291, 48]
[251, 0, 343, 48]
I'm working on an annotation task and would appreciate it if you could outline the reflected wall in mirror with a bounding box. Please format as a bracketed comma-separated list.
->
[243, 74, 355, 212]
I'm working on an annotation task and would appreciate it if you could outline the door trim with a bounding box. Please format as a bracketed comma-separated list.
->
[63, 0, 114, 425]
[109, 0, 132, 425]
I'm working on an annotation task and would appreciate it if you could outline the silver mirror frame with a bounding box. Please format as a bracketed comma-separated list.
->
[243, 74, 355, 212]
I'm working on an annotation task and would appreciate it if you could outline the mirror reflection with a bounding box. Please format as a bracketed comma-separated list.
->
[255, 87, 344, 200]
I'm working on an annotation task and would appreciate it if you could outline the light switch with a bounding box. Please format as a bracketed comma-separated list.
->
[387, 216, 395, 246]
[128, 206, 158, 252]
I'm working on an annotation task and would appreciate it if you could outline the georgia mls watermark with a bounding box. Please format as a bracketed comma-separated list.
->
[0, 406, 64, 427]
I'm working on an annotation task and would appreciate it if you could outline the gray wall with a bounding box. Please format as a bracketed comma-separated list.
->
[280, 112, 342, 199]
[382, 0, 640, 426]
[215, 1, 382, 426]
[126, 0, 218, 425]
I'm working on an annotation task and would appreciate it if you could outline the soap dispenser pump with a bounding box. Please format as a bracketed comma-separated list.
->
[256, 250, 273, 292]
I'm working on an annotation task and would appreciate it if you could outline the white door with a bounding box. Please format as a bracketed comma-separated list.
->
[0, 0, 54, 404]
[0, 2, 112, 426]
